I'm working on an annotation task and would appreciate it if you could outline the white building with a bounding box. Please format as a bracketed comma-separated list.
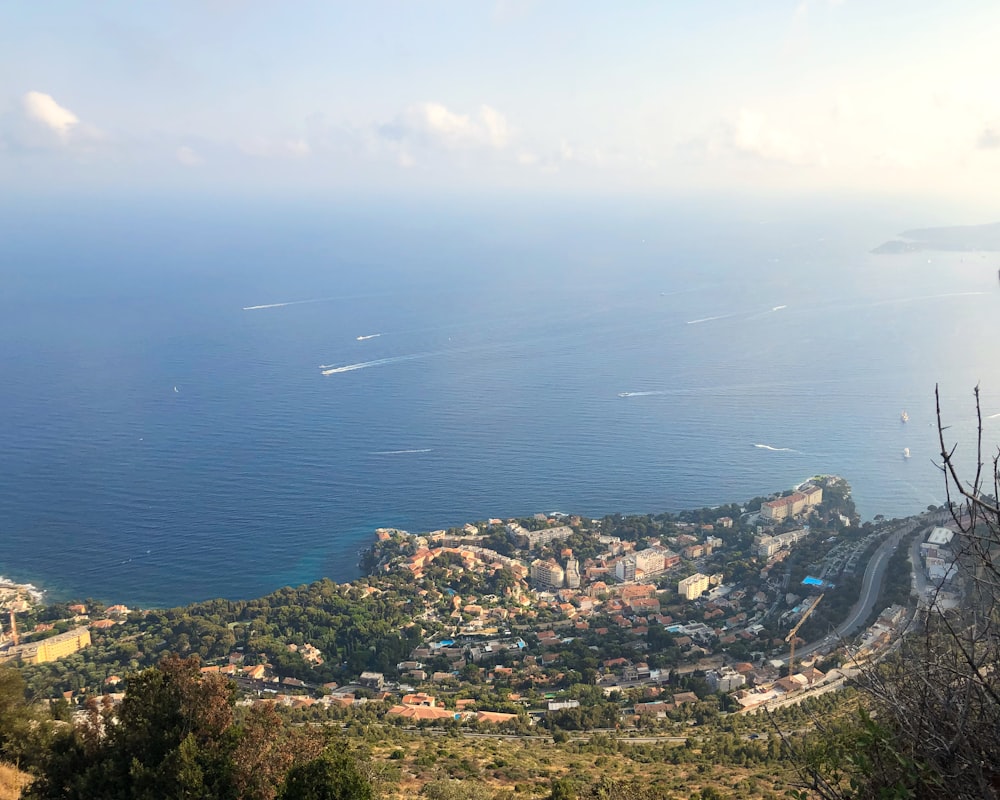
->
[678, 573, 710, 600]
[530, 559, 565, 590]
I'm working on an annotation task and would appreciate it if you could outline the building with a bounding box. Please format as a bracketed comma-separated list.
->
[358, 671, 385, 690]
[564, 558, 581, 589]
[706, 667, 746, 693]
[926, 527, 955, 547]
[678, 573, 710, 601]
[761, 486, 822, 521]
[530, 559, 565, 590]
[615, 556, 637, 583]
[761, 493, 806, 521]
[506, 523, 574, 549]
[615, 548, 667, 583]
[800, 483, 824, 506]
[1, 626, 91, 665]
[755, 528, 809, 559]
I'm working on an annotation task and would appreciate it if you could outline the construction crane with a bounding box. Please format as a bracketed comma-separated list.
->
[785, 593, 824, 675]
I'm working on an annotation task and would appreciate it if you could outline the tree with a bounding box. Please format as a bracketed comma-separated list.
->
[0, 665, 50, 766]
[26, 654, 332, 800]
[277, 749, 374, 800]
[798, 386, 1000, 799]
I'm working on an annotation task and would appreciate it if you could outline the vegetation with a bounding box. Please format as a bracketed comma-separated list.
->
[793, 387, 1000, 799]
[22, 654, 366, 800]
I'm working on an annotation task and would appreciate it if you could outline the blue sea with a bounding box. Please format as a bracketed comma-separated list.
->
[2, 194, 998, 607]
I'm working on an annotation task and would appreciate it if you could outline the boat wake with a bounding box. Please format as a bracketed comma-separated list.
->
[771, 305, 787, 312]
[754, 443, 798, 453]
[618, 391, 667, 398]
[687, 313, 737, 325]
[372, 448, 434, 455]
[987, 413, 1000, 420]
[243, 296, 341, 311]
[356, 333, 382, 341]
[320, 352, 433, 375]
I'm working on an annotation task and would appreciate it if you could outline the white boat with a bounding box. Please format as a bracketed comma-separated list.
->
[901, 411, 909, 423]
[903, 447, 911, 459]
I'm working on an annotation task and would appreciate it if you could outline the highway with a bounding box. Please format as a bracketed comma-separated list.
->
[790, 516, 925, 663]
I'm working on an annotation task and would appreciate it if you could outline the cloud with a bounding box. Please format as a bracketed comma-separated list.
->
[1, 91, 103, 152]
[380, 102, 512, 151]
[978, 126, 1000, 150]
[23, 91, 79, 138]
[478, 105, 510, 148]
[176, 146, 203, 166]
[731, 109, 806, 165]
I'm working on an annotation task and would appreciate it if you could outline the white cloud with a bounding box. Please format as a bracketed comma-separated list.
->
[23, 91, 79, 138]
[382, 102, 512, 151]
[978, 126, 1000, 150]
[478, 105, 510, 148]
[731, 109, 806, 165]
[0, 90, 106, 153]
[176, 146, 202, 166]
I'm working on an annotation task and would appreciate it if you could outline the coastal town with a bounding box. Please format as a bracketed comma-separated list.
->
[0, 474, 963, 735]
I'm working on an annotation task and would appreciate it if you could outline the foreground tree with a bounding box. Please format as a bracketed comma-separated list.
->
[799, 386, 1000, 799]
[26, 654, 343, 800]
[0, 666, 43, 765]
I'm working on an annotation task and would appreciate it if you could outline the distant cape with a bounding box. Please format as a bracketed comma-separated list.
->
[873, 221, 1000, 254]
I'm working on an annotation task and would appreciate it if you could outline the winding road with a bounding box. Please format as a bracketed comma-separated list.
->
[788, 516, 925, 663]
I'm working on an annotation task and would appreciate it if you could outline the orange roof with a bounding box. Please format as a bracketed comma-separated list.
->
[476, 711, 518, 723]
[401, 693, 436, 706]
[387, 705, 455, 721]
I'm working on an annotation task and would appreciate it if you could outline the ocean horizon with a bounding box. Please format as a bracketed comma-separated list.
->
[2, 195, 997, 608]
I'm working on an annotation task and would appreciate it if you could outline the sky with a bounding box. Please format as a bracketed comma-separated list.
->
[3, 1, 1000, 209]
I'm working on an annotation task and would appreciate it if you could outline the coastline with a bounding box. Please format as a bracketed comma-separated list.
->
[2, 475, 867, 612]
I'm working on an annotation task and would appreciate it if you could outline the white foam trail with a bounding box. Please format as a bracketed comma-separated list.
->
[372, 448, 434, 455]
[754, 443, 798, 453]
[687, 313, 737, 325]
[618, 391, 667, 398]
[320, 352, 433, 375]
[771, 305, 787, 312]
[987, 413, 1000, 420]
[356, 333, 382, 341]
[243, 296, 341, 311]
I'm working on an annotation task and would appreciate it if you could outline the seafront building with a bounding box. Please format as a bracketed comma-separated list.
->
[506, 523, 574, 549]
[0, 626, 91, 665]
[760, 484, 823, 521]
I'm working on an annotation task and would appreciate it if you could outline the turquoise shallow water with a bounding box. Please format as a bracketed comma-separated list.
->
[1, 197, 997, 606]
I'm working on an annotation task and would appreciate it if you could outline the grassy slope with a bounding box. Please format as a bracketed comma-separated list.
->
[0, 763, 30, 800]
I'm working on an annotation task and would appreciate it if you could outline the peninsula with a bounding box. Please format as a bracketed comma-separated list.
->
[0, 475, 966, 798]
